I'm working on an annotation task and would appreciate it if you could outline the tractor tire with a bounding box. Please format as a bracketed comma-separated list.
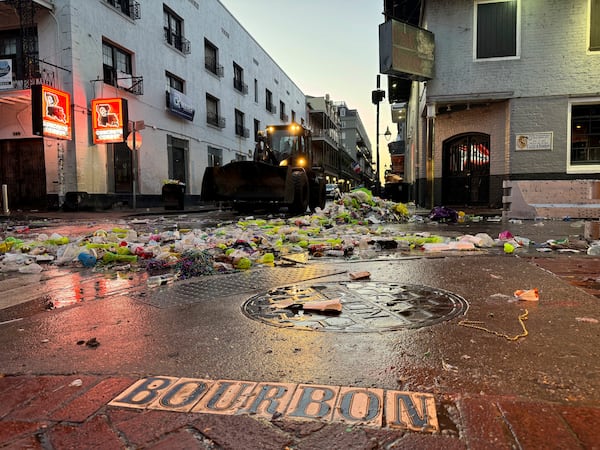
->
[309, 179, 326, 212]
[290, 171, 309, 215]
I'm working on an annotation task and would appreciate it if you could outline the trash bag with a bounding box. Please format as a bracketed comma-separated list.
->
[428, 206, 458, 223]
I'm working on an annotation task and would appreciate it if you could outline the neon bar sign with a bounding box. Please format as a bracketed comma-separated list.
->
[32, 85, 72, 140]
[91, 97, 128, 144]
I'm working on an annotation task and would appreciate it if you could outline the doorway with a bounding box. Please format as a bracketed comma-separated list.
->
[442, 133, 490, 205]
[0, 138, 47, 210]
[113, 142, 132, 193]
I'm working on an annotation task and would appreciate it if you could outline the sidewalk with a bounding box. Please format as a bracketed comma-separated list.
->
[1, 374, 599, 449]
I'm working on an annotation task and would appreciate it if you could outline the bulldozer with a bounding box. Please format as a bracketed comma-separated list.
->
[201, 122, 326, 214]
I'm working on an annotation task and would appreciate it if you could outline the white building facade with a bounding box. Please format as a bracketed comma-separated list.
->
[0, 0, 307, 209]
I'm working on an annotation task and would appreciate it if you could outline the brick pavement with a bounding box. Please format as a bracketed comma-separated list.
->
[1, 374, 599, 449]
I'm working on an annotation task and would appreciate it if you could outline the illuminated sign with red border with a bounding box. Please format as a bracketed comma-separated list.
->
[32, 85, 72, 140]
[91, 98, 128, 144]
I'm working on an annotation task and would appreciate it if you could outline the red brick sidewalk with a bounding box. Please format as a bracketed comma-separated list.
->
[1, 374, 599, 449]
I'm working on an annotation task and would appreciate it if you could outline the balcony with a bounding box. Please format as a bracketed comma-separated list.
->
[104, 67, 143, 95]
[235, 124, 250, 138]
[207, 112, 226, 128]
[233, 78, 248, 94]
[165, 30, 191, 54]
[205, 58, 224, 78]
[266, 102, 277, 114]
[104, 0, 141, 20]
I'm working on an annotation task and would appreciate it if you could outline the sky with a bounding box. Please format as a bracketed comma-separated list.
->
[219, 0, 393, 178]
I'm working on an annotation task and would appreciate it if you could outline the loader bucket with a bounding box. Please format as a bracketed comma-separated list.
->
[201, 161, 293, 203]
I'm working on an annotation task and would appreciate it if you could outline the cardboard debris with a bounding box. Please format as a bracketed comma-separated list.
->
[349, 271, 371, 280]
[514, 288, 539, 302]
[269, 299, 297, 309]
[281, 252, 309, 264]
[300, 299, 342, 312]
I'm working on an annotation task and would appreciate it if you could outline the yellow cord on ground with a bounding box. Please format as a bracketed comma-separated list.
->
[458, 309, 529, 341]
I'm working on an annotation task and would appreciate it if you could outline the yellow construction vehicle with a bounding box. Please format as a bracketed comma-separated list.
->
[201, 122, 326, 214]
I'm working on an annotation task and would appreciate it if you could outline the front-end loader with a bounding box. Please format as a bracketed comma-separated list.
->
[201, 122, 326, 214]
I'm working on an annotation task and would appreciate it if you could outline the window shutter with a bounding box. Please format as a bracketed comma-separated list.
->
[477, 1, 517, 59]
[591, 0, 600, 51]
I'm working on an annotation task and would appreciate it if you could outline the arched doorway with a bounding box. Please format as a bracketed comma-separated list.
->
[442, 133, 490, 205]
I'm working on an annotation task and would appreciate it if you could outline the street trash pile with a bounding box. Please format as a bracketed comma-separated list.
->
[0, 191, 597, 286]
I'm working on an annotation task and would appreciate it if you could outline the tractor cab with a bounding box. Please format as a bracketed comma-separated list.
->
[265, 123, 312, 169]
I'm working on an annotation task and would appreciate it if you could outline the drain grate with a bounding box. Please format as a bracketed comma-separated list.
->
[242, 281, 469, 332]
[138, 266, 345, 308]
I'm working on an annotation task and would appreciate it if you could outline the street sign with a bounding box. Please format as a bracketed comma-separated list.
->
[126, 131, 142, 150]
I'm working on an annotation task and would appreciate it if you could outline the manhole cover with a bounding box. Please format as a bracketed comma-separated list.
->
[242, 281, 469, 332]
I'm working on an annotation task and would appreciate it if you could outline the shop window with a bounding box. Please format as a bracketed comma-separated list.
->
[571, 103, 600, 165]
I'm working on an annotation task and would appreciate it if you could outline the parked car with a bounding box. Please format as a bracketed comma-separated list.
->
[326, 183, 340, 199]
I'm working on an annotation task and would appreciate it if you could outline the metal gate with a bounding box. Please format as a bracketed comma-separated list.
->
[442, 133, 490, 205]
[0, 138, 47, 210]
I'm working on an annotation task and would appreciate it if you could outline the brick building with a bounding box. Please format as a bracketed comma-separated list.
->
[382, 0, 600, 216]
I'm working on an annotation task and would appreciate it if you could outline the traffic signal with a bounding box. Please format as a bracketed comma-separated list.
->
[372, 89, 385, 105]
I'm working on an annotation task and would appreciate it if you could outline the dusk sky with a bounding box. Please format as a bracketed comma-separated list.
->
[219, 0, 394, 178]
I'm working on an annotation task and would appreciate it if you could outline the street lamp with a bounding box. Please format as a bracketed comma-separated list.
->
[372, 75, 386, 194]
[383, 126, 392, 141]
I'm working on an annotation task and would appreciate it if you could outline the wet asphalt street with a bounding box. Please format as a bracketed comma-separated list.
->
[1, 208, 599, 448]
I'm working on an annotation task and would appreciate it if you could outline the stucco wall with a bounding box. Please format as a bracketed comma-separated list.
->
[45, 0, 307, 196]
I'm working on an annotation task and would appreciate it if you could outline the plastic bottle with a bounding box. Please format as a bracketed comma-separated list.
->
[147, 274, 175, 287]
[587, 245, 600, 256]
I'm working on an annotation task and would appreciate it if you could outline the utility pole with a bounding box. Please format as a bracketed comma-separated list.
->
[372, 75, 385, 195]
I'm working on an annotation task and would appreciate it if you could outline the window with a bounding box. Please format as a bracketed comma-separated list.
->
[105, 0, 140, 19]
[475, 0, 519, 59]
[280, 101, 288, 122]
[254, 119, 261, 140]
[103, 40, 131, 86]
[234, 109, 248, 137]
[591, 0, 600, 51]
[265, 89, 276, 113]
[164, 6, 189, 53]
[233, 62, 247, 94]
[570, 103, 600, 166]
[206, 94, 224, 128]
[0, 28, 38, 83]
[291, 110, 296, 122]
[208, 146, 223, 167]
[254, 79, 258, 102]
[166, 71, 184, 92]
[204, 39, 223, 76]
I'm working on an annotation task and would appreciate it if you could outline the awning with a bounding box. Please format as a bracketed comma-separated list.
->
[0, 89, 31, 105]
